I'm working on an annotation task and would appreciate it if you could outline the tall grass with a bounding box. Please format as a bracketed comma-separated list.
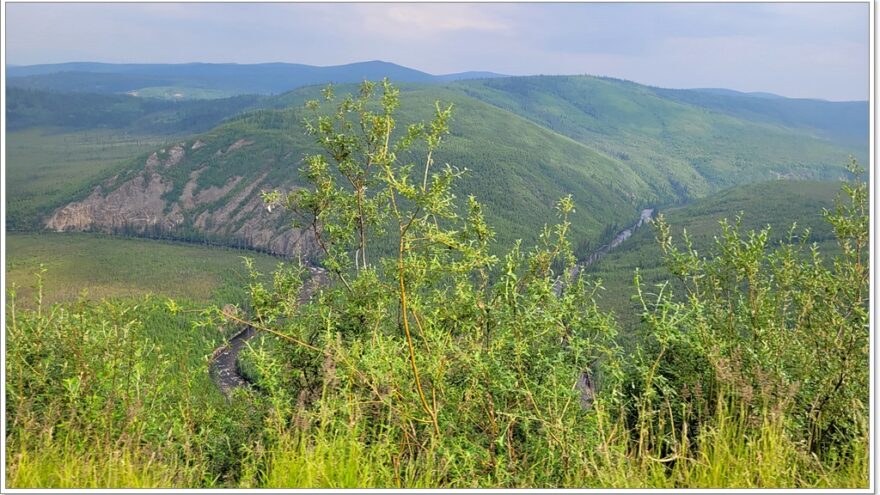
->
[5, 282, 267, 488]
[246, 388, 867, 488]
[585, 394, 867, 489]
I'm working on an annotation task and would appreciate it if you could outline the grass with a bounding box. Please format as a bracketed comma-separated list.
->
[5, 128, 169, 230]
[251, 401, 867, 489]
[6, 232, 283, 306]
[8, 440, 193, 489]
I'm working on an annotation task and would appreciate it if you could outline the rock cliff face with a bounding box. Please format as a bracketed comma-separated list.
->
[45, 137, 318, 258]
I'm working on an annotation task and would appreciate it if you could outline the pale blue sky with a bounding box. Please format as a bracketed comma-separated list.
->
[5, 2, 870, 100]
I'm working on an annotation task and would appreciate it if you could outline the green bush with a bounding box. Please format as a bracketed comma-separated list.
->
[233, 83, 867, 487]
[621, 158, 868, 466]
[5, 285, 267, 487]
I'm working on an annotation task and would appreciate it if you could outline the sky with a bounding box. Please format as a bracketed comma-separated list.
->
[4, 2, 870, 101]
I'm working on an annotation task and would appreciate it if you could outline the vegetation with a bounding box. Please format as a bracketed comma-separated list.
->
[6, 291, 265, 487]
[6, 233, 282, 306]
[5, 82, 868, 489]
[24, 76, 864, 264]
[654, 86, 869, 146]
[586, 180, 843, 332]
[30, 84, 642, 259]
[454, 75, 865, 198]
[124, 86, 240, 100]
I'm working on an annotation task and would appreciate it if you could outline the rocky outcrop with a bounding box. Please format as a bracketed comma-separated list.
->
[46, 173, 177, 233]
[164, 144, 186, 167]
[44, 138, 317, 258]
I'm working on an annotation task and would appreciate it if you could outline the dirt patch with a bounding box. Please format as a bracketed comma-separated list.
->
[164, 144, 186, 167]
[145, 152, 161, 170]
[226, 139, 254, 153]
[180, 168, 207, 210]
[215, 139, 255, 156]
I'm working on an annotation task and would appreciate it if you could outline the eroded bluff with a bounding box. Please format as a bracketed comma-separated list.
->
[46, 139, 317, 258]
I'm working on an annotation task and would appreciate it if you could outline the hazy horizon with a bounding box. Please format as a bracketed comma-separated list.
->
[5, 58, 870, 103]
[5, 2, 870, 101]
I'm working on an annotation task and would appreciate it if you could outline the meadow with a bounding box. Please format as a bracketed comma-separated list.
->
[6, 233, 282, 306]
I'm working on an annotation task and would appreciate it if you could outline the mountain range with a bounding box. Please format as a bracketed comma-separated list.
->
[6, 61, 506, 98]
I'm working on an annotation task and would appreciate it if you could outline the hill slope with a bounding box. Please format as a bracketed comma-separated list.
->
[655, 86, 868, 146]
[454, 76, 865, 200]
[41, 86, 646, 257]
[6, 87, 267, 134]
[584, 180, 842, 331]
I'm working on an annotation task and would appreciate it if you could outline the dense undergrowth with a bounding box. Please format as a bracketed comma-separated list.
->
[5, 82, 868, 488]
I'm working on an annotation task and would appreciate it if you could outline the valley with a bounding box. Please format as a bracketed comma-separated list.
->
[5, 66, 866, 341]
[4, 60, 869, 490]
[6, 232, 282, 306]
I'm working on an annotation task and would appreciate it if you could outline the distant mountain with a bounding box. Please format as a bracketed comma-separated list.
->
[657, 86, 868, 145]
[690, 88, 787, 99]
[5, 61, 506, 98]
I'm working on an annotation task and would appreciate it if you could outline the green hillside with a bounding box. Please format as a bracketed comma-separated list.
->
[454, 76, 864, 200]
[656, 87, 868, 146]
[6, 87, 267, 134]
